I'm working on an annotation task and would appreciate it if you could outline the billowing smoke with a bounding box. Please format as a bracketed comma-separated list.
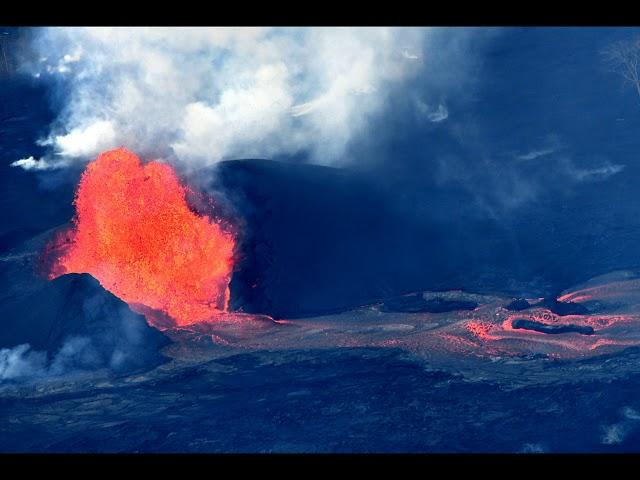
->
[11, 27, 490, 174]
[0, 344, 47, 380]
[0, 302, 165, 383]
[14, 27, 422, 170]
[0, 337, 103, 382]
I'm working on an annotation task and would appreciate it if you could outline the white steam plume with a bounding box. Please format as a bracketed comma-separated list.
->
[13, 27, 489, 173]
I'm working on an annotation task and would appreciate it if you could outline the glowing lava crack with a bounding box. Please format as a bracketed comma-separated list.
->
[47, 148, 236, 328]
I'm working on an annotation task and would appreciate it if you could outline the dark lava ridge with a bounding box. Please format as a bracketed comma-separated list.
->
[511, 318, 595, 335]
[380, 293, 477, 314]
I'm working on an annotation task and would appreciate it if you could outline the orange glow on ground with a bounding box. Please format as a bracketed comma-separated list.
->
[465, 321, 494, 340]
[48, 148, 236, 328]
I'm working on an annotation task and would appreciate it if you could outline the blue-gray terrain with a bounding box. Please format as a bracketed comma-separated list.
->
[3, 27, 640, 452]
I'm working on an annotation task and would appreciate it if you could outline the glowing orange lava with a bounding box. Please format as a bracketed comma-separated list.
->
[48, 148, 236, 328]
[465, 321, 494, 340]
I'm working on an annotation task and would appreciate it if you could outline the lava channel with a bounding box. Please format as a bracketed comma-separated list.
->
[46, 148, 236, 328]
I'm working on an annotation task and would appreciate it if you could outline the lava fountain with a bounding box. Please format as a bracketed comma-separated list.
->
[46, 148, 236, 328]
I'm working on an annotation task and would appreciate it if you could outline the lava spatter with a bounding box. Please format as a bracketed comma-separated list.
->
[47, 148, 236, 328]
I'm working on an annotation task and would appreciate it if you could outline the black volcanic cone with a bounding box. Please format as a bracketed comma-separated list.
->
[216, 158, 640, 319]
[216, 159, 514, 318]
[0, 231, 170, 371]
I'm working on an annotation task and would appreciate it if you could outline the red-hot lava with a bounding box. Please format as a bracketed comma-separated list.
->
[46, 148, 236, 328]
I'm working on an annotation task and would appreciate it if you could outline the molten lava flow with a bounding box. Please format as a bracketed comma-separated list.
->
[48, 148, 236, 328]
